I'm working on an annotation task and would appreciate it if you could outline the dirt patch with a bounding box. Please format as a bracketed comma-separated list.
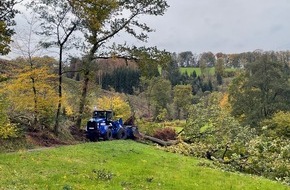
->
[25, 126, 88, 147]
[26, 131, 68, 147]
[69, 126, 87, 141]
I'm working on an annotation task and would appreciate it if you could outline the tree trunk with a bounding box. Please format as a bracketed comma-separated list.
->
[54, 46, 63, 135]
[133, 129, 178, 146]
[75, 70, 90, 129]
[29, 55, 38, 128]
[75, 43, 98, 129]
[177, 107, 181, 120]
[31, 77, 38, 127]
[143, 135, 178, 146]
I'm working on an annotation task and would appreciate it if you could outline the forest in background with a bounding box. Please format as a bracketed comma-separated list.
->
[0, 0, 289, 186]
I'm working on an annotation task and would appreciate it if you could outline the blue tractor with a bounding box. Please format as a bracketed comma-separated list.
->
[85, 110, 135, 141]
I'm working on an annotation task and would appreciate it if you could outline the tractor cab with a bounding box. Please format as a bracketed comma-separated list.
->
[92, 110, 113, 121]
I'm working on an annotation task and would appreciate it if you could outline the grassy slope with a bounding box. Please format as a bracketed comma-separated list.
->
[0, 141, 288, 190]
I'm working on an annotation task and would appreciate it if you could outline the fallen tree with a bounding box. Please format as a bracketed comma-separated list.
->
[132, 128, 178, 146]
[125, 115, 178, 146]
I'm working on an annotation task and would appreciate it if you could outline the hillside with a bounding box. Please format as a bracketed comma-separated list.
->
[0, 141, 288, 190]
[0, 59, 20, 80]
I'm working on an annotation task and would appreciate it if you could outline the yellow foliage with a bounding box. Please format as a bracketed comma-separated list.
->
[93, 95, 131, 121]
[64, 105, 74, 117]
[0, 122, 17, 139]
[219, 93, 231, 112]
[62, 91, 75, 117]
[2, 66, 58, 117]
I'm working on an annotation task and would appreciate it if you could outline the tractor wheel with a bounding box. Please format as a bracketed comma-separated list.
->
[104, 129, 113, 140]
[90, 135, 98, 142]
[87, 132, 99, 142]
[117, 128, 127, 140]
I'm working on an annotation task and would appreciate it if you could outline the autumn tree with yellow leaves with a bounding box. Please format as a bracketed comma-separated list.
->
[2, 59, 58, 130]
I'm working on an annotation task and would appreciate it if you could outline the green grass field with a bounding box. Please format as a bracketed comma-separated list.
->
[180, 67, 237, 76]
[180, 67, 215, 76]
[0, 141, 289, 190]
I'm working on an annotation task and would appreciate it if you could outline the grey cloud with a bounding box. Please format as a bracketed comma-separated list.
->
[142, 0, 290, 53]
[4, 0, 290, 59]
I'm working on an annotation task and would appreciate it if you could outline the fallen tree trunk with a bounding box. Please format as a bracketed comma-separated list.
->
[132, 128, 178, 146]
[142, 135, 178, 146]
[128, 117, 178, 146]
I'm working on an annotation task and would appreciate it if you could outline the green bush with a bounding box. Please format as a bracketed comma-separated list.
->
[245, 136, 290, 185]
[184, 92, 255, 150]
[156, 108, 168, 122]
[137, 119, 162, 136]
[261, 111, 290, 138]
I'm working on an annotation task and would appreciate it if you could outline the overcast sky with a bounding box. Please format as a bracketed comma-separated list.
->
[135, 0, 290, 54]
[3, 0, 290, 59]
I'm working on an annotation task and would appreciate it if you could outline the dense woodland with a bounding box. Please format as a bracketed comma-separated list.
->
[0, 0, 289, 186]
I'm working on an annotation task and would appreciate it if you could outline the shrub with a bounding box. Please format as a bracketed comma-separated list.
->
[244, 136, 290, 185]
[0, 122, 17, 139]
[137, 120, 161, 136]
[156, 108, 168, 122]
[0, 95, 17, 139]
[261, 111, 290, 138]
